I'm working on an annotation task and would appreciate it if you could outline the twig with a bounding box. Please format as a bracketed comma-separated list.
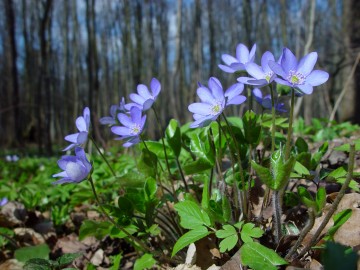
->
[328, 53, 360, 123]
[296, 143, 355, 259]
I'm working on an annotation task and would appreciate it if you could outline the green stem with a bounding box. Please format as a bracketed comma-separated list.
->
[296, 143, 356, 259]
[88, 177, 150, 252]
[269, 83, 276, 153]
[89, 135, 116, 178]
[285, 89, 295, 160]
[152, 107, 180, 195]
[285, 208, 315, 260]
[222, 113, 247, 219]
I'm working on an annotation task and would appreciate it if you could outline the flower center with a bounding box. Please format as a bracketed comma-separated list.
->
[265, 72, 273, 82]
[211, 102, 223, 116]
[130, 124, 141, 135]
[287, 70, 305, 85]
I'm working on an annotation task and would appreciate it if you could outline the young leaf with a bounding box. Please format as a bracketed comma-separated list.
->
[315, 187, 326, 213]
[240, 223, 264, 243]
[144, 177, 157, 201]
[215, 224, 238, 253]
[297, 186, 317, 210]
[240, 242, 287, 270]
[270, 150, 296, 191]
[165, 119, 182, 157]
[133, 253, 156, 270]
[57, 253, 82, 267]
[243, 110, 261, 145]
[174, 200, 211, 229]
[172, 226, 210, 257]
[324, 209, 352, 241]
[15, 244, 50, 262]
[251, 161, 272, 189]
[294, 161, 310, 176]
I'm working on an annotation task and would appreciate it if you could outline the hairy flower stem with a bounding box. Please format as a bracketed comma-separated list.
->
[152, 107, 183, 193]
[285, 89, 295, 160]
[272, 190, 282, 244]
[285, 208, 315, 261]
[296, 143, 356, 259]
[89, 136, 117, 178]
[222, 113, 247, 219]
[88, 177, 150, 252]
[209, 126, 224, 187]
[269, 83, 276, 153]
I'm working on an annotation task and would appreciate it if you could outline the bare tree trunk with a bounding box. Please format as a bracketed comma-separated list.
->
[351, 0, 360, 124]
[4, 0, 20, 147]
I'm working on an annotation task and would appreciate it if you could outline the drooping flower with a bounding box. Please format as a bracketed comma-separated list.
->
[111, 106, 147, 147]
[188, 77, 247, 128]
[0, 198, 8, 207]
[100, 97, 127, 125]
[219, 43, 256, 73]
[64, 107, 91, 151]
[252, 88, 286, 112]
[125, 78, 161, 111]
[238, 51, 277, 87]
[52, 147, 92, 185]
[269, 48, 329, 95]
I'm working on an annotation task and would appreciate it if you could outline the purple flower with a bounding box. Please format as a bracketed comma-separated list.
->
[52, 147, 92, 185]
[238, 51, 277, 87]
[125, 78, 161, 111]
[100, 97, 126, 125]
[64, 107, 91, 151]
[269, 48, 329, 95]
[219, 43, 256, 73]
[0, 198, 8, 207]
[252, 88, 286, 112]
[111, 107, 146, 147]
[188, 77, 247, 128]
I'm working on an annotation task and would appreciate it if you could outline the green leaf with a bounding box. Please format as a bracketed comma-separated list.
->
[251, 161, 272, 189]
[172, 226, 210, 257]
[138, 148, 158, 177]
[294, 161, 310, 176]
[57, 253, 82, 266]
[270, 150, 296, 191]
[322, 242, 358, 270]
[24, 259, 52, 270]
[240, 242, 287, 270]
[144, 177, 157, 201]
[165, 119, 182, 157]
[79, 220, 111, 240]
[324, 209, 352, 241]
[15, 244, 50, 262]
[240, 223, 264, 243]
[295, 137, 308, 153]
[243, 111, 261, 145]
[333, 138, 360, 152]
[221, 196, 231, 222]
[183, 158, 214, 174]
[116, 171, 148, 188]
[311, 142, 328, 169]
[109, 253, 123, 270]
[189, 132, 214, 163]
[298, 186, 317, 209]
[133, 253, 156, 270]
[215, 225, 238, 253]
[315, 187, 326, 213]
[174, 201, 211, 229]
[110, 224, 138, 239]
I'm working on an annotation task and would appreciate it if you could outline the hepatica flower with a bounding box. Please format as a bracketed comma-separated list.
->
[219, 43, 256, 73]
[269, 48, 329, 95]
[188, 77, 246, 128]
[238, 51, 277, 87]
[111, 107, 146, 147]
[0, 198, 8, 207]
[253, 88, 286, 112]
[52, 147, 92, 185]
[125, 78, 161, 111]
[100, 97, 126, 125]
[64, 107, 90, 151]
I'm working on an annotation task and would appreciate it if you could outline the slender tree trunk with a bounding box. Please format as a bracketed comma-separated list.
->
[4, 0, 20, 146]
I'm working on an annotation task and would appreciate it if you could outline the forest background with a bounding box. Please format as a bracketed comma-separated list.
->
[1, 0, 359, 155]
